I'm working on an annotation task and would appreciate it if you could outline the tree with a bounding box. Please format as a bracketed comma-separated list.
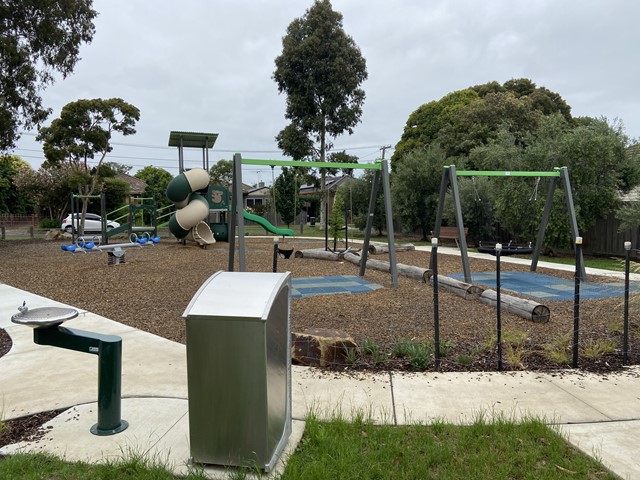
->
[0, 0, 97, 150]
[0, 155, 35, 214]
[391, 78, 572, 167]
[37, 98, 140, 234]
[135, 166, 173, 209]
[209, 160, 233, 186]
[391, 146, 446, 240]
[273, 167, 298, 227]
[273, 0, 367, 224]
[13, 163, 79, 221]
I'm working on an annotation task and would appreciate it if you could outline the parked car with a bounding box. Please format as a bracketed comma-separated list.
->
[61, 213, 120, 233]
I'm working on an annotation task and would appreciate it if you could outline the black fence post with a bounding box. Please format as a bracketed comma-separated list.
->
[496, 243, 503, 371]
[573, 236, 582, 368]
[624, 241, 631, 365]
[272, 237, 279, 273]
[432, 238, 440, 370]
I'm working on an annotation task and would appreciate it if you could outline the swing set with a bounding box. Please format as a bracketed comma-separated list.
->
[228, 153, 400, 287]
[432, 165, 586, 283]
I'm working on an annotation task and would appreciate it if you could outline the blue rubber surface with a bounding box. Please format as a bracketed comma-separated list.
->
[448, 271, 638, 301]
[292, 275, 383, 298]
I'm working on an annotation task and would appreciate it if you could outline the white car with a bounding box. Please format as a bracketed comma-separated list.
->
[61, 213, 120, 234]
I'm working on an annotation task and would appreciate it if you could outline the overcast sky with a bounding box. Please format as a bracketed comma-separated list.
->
[12, 0, 640, 186]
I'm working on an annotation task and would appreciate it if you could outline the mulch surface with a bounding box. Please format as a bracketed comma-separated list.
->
[0, 236, 637, 447]
[1, 236, 636, 374]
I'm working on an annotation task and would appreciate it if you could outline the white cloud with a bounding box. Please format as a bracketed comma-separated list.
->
[12, 0, 640, 185]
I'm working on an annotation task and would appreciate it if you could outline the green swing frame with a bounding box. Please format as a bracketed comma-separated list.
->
[431, 165, 585, 282]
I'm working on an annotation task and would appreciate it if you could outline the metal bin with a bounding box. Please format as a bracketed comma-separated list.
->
[182, 271, 292, 471]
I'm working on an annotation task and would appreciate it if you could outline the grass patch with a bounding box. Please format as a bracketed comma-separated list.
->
[0, 451, 209, 479]
[542, 333, 572, 365]
[0, 415, 617, 479]
[280, 414, 617, 479]
[581, 338, 618, 359]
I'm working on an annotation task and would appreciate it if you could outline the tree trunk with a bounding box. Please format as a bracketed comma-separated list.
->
[429, 275, 484, 299]
[342, 252, 431, 282]
[479, 289, 550, 323]
[368, 242, 415, 254]
[295, 249, 341, 261]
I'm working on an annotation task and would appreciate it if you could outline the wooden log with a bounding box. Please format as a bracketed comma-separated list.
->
[368, 242, 416, 255]
[294, 249, 341, 261]
[431, 276, 484, 299]
[479, 289, 550, 323]
[343, 252, 432, 282]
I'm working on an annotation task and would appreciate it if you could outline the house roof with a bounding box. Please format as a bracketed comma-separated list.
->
[299, 175, 352, 195]
[116, 173, 147, 195]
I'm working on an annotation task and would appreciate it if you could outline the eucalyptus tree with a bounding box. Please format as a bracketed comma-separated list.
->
[273, 0, 367, 224]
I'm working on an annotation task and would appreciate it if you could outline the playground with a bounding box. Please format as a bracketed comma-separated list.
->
[0, 236, 636, 373]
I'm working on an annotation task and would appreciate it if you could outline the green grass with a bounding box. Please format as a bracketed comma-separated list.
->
[280, 414, 616, 479]
[0, 414, 617, 479]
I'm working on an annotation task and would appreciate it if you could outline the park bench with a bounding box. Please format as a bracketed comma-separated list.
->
[432, 226, 469, 248]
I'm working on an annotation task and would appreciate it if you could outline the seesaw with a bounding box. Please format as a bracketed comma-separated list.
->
[61, 233, 160, 265]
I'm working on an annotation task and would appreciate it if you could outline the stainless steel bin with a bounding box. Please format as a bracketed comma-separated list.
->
[182, 271, 292, 471]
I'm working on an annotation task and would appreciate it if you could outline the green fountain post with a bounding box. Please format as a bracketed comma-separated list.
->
[33, 326, 128, 435]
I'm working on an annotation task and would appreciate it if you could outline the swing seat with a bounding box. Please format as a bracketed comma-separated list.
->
[278, 248, 294, 259]
[477, 243, 533, 256]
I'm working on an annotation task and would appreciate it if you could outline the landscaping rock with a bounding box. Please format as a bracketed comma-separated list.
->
[291, 328, 358, 367]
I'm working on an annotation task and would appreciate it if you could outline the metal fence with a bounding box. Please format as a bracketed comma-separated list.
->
[583, 213, 640, 258]
[0, 214, 40, 227]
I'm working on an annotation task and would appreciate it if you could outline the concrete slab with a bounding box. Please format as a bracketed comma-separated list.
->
[560, 420, 640, 480]
[547, 368, 640, 421]
[391, 371, 610, 425]
[292, 366, 394, 423]
[0, 397, 306, 480]
[1, 318, 187, 419]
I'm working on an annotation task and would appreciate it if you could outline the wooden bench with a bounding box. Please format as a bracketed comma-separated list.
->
[432, 226, 469, 248]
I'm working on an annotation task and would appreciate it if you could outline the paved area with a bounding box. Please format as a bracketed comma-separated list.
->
[1, 252, 640, 478]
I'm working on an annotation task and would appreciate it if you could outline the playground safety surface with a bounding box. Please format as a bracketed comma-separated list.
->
[292, 275, 383, 298]
[449, 271, 638, 301]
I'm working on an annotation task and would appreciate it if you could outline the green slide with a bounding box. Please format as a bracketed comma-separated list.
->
[243, 211, 294, 236]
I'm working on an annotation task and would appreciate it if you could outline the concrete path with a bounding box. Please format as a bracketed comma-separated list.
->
[1, 279, 640, 479]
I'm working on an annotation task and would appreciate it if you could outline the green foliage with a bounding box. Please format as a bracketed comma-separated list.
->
[100, 177, 130, 212]
[391, 146, 446, 240]
[391, 339, 433, 370]
[329, 193, 345, 240]
[273, 0, 367, 165]
[0, 0, 97, 150]
[95, 161, 131, 177]
[13, 163, 79, 221]
[274, 167, 298, 227]
[135, 166, 173, 209]
[39, 217, 59, 228]
[392, 89, 480, 168]
[346, 170, 385, 235]
[209, 159, 233, 186]
[581, 338, 618, 359]
[36, 98, 140, 233]
[443, 176, 497, 244]
[0, 154, 35, 214]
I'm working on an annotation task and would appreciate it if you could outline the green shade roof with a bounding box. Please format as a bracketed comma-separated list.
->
[168, 131, 218, 148]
